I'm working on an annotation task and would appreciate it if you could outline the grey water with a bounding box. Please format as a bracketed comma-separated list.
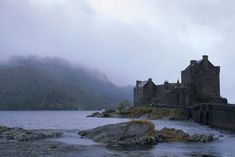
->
[0, 111, 235, 157]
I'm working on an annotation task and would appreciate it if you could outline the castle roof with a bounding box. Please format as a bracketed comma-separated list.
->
[183, 56, 215, 72]
[197, 59, 203, 64]
[137, 81, 148, 88]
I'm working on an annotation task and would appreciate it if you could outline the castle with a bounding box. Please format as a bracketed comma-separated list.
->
[134, 55, 227, 107]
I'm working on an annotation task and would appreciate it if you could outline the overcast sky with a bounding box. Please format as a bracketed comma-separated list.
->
[1, 0, 235, 102]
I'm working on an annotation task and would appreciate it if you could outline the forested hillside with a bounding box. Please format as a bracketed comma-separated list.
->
[0, 56, 132, 110]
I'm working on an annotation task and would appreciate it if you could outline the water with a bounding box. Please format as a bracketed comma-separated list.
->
[0, 111, 235, 157]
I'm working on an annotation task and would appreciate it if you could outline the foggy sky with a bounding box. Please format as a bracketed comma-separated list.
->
[1, 0, 235, 102]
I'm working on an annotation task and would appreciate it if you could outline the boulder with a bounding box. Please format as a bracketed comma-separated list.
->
[157, 127, 189, 142]
[79, 120, 157, 145]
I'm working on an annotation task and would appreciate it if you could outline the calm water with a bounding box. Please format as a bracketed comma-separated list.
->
[0, 111, 235, 157]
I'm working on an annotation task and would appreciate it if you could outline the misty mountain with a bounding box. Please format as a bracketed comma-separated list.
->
[0, 56, 133, 110]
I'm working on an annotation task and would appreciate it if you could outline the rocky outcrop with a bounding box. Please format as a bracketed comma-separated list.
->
[157, 128, 215, 143]
[188, 134, 215, 143]
[79, 120, 157, 145]
[87, 109, 124, 118]
[87, 107, 188, 120]
[0, 126, 63, 142]
[157, 128, 189, 142]
[79, 121, 216, 146]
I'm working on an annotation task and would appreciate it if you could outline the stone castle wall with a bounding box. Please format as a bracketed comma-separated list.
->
[191, 103, 235, 131]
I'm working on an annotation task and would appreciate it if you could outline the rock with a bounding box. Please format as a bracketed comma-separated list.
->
[78, 130, 87, 137]
[79, 120, 157, 145]
[0, 126, 63, 142]
[157, 128, 216, 143]
[103, 109, 116, 114]
[102, 113, 111, 117]
[87, 112, 101, 117]
[15, 132, 46, 141]
[38, 131, 63, 138]
[79, 121, 216, 145]
[87, 110, 123, 118]
[157, 127, 190, 142]
[0, 127, 46, 141]
[188, 134, 215, 143]
[45, 131, 63, 138]
[0, 126, 10, 134]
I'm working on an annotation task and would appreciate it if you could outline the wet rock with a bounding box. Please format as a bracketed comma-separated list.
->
[79, 122, 216, 145]
[15, 132, 46, 141]
[79, 120, 157, 145]
[157, 127, 190, 142]
[87, 112, 100, 117]
[37, 130, 63, 138]
[157, 128, 216, 143]
[0, 126, 10, 134]
[0, 126, 63, 142]
[87, 110, 123, 118]
[103, 109, 116, 114]
[46, 131, 63, 138]
[188, 134, 215, 143]
[0, 127, 46, 141]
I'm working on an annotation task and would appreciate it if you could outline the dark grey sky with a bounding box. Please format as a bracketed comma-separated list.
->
[1, 0, 235, 102]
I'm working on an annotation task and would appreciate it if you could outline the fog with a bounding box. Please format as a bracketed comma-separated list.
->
[1, 0, 235, 102]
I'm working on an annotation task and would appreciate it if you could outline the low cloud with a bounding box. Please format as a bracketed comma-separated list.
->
[0, 0, 235, 102]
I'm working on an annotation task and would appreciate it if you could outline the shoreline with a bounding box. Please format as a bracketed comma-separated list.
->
[1, 111, 235, 157]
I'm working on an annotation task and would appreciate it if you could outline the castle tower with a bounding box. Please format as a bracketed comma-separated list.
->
[181, 55, 221, 103]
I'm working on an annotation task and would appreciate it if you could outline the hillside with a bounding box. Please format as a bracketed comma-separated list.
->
[0, 56, 133, 110]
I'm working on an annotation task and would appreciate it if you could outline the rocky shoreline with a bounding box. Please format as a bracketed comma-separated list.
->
[79, 120, 216, 146]
[87, 106, 189, 120]
[0, 120, 218, 157]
